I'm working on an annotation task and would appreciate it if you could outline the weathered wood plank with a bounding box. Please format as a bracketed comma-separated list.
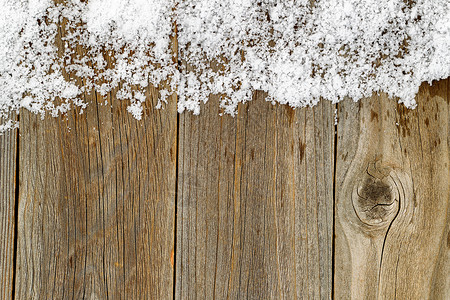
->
[14, 3, 178, 297]
[0, 115, 17, 300]
[176, 92, 335, 299]
[15, 85, 177, 299]
[335, 78, 449, 299]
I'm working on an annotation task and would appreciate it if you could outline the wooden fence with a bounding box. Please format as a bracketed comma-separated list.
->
[0, 78, 448, 299]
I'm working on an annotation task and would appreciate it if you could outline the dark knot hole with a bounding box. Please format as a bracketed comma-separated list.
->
[353, 176, 399, 225]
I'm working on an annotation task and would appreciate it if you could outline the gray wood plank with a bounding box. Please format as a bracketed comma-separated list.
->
[14, 5, 178, 297]
[176, 92, 335, 299]
[335, 78, 450, 299]
[15, 85, 177, 299]
[0, 114, 17, 300]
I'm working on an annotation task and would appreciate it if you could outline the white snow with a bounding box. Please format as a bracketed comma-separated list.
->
[0, 0, 449, 132]
[178, 0, 450, 114]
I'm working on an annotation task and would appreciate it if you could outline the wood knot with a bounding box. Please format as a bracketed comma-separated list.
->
[352, 163, 401, 226]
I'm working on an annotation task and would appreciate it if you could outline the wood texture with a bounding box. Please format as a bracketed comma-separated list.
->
[13, 5, 177, 297]
[176, 92, 335, 299]
[335, 78, 450, 299]
[2, 80, 449, 299]
[15, 85, 177, 299]
[0, 115, 17, 300]
[0, 14, 448, 298]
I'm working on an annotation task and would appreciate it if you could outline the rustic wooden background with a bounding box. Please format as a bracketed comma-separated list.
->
[0, 78, 448, 299]
[0, 6, 449, 298]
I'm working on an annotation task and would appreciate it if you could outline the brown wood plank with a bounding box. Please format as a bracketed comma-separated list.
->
[335, 78, 450, 299]
[14, 3, 177, 297]
[0, 115, 17, 300]
[15, 86, 177, 299]
[176, 92, 335, 299]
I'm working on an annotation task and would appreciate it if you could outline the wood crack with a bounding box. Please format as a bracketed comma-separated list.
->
[11, 114, 19, 300]
[331, 103, 338, 299]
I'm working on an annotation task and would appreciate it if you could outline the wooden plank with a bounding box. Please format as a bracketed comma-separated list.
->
[0, 115, 17, 300]
[14, 3, 178, 297]
[335, 78, 450, 299]
[15, 86, 177, 299]
[176, 92, 335, 299]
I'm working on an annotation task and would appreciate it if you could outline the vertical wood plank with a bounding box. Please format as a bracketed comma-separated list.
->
[15, 85, 177, 299]
[14, 3, 177, 297]
[335, 78, 449, 299]
[0, 115, 17, 300]
[176, 93, 335, 299]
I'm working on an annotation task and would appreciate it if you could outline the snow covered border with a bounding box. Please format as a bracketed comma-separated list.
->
[1, 0, 449, 131]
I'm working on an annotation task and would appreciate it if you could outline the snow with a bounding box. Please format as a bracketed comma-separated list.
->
[0, 0, 449, 132]
[178, 0, 450, 114]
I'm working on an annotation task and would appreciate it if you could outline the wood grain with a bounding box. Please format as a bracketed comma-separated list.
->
[335, 78, 450, 299]
[0, 115, 17, 300]
[176, 92, 335, 299]
[15, 85, 177, 299]
[13, 4, 177, 297]
[2, 4, 448, 296]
